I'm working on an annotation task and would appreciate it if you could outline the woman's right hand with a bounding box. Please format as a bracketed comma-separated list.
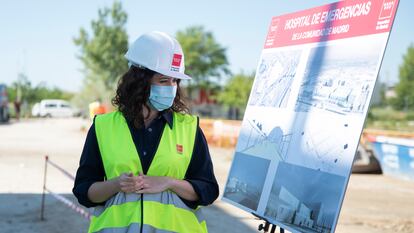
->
[88, 172, 144, 203]
[88, 172, 141, 203]
[117, 172, 143, 193]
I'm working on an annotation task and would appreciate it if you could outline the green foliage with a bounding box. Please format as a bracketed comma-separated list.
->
[6, 73, 73, 118]
[74, 1, 128, 105]
[393, 44, 414, 110]
[216, 72, 254, 109]
[71, 75, 113, 115]
[176, 26, 230, 88]
[366, 107, 414, 131]
[367, 107, 406, 121]
[373, 82, 388, 107]
[7, 73, 72, 105]
[406, 111, 414, 121]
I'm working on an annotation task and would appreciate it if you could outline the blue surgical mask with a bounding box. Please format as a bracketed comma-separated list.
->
[148, 85, 177, 111]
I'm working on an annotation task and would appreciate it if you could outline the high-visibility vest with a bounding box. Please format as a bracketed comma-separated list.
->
[90, 111, 208, 233]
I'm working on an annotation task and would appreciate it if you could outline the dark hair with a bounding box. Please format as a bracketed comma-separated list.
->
[112, 66, 189, 128]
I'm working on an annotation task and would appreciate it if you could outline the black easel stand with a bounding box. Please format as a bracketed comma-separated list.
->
[252, 212, 285, 233]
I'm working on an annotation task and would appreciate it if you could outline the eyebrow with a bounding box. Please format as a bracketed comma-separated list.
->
[157, 74, 168, 78]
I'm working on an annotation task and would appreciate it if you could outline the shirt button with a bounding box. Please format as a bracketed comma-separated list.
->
[148, 128, 152, 132]
[143, 151, 147, 156]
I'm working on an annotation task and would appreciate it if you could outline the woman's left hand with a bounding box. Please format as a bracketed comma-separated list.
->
[135, 172, 199, 201]
[135, 173, 172, 194]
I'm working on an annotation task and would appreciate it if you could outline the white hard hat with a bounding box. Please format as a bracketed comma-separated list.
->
[125, 31, 191, 80]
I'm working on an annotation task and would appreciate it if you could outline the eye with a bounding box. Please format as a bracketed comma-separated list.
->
[158, 77, 177, 84]
[159, 78, 169, 83]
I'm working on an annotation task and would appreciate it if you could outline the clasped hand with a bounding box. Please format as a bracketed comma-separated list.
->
[117, 172, 171, 194]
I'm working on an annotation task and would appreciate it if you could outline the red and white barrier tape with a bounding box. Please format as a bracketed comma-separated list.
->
[45, 188, 92, 221]
[43, 157, 91, 221]
[47, 159, 76, 181]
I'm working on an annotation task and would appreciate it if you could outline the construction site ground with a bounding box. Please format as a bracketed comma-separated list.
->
[0, 118, 413, 233]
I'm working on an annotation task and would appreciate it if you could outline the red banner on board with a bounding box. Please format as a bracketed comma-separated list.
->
[264, 0, 399, 49]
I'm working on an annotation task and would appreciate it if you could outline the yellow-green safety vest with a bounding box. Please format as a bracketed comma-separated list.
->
[89, 111, 208, 233]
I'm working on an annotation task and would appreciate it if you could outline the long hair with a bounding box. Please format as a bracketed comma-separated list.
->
[112, 66, 189, 128]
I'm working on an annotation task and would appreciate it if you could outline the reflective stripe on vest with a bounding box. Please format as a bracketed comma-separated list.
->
[91, 111, 207, 233]
[90, 192, 207, 233]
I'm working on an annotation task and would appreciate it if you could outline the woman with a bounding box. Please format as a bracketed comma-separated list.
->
[73, 31, 219, 233]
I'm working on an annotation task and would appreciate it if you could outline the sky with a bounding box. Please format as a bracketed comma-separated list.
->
[0, 0, 413, 92]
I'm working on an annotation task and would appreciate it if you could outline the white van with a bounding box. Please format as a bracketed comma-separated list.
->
[32, 99, 74, 118]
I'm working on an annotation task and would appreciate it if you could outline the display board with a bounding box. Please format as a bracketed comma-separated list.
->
[222, 1, 399, 232]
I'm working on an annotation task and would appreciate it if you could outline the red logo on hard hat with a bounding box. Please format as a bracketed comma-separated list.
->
[172, 54, 182, 67]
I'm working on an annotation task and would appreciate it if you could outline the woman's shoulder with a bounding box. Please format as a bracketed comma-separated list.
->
[173, 111, 198, 123]
[95, 111, 121, 119]
[94, 111, 126, 125]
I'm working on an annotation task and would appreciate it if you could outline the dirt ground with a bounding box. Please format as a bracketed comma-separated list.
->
[0, 118, 413, 233]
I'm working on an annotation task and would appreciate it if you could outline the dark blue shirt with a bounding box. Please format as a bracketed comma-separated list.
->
[73, 111, 219, 209]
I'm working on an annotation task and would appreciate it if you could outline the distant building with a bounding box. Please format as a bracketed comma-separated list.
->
[385, 85, 396, 99]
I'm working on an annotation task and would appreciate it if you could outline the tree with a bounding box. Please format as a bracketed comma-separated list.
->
[8, 73, 72, 105]
[7, 73, 73, 118]
[175, 26, 230, 89]
[216, 72, 254, 119]
[73, 1, 128, 106]
[393, 44, 414, 110]
[8, 73, 31, 103]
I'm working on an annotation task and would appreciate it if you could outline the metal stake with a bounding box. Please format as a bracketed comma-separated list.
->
[40, 155, 49, 221]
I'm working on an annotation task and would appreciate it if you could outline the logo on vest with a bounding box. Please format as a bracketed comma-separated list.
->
[176, 144, 183, 154]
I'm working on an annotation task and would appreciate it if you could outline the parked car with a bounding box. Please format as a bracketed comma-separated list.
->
[0, 84, 9, 122]
[32, 99, 74, 118]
